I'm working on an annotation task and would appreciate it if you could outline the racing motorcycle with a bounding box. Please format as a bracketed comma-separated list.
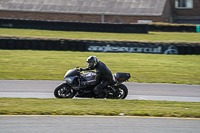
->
[54, 67, 131, 99]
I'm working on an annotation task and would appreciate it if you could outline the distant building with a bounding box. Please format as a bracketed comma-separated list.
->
[0, 0, 199, 24]
[171, 0, 200, 24]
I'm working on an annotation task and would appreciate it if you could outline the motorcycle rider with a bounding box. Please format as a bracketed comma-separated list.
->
[79, 56, 113, 98]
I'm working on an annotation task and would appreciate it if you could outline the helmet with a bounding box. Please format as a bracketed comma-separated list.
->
[86, 56, 99, 68]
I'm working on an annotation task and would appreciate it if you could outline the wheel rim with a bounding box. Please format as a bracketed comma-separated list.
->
[117, 88, 125, 99]
[58, 86, 74, 98]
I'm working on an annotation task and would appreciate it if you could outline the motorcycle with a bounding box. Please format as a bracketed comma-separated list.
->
[54, 67, 131, 99]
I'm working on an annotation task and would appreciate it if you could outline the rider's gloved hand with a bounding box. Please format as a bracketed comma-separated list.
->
[79, 68, 84, 72]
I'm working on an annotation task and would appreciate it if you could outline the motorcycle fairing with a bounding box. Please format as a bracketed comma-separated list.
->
[64, 68, 79, 79]
[65, 76, 78, 85]
[83, 71, 96, 81]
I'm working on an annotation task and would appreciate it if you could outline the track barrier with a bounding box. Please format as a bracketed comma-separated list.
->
[0, 18, 148, 33]
[0, 38, 199, 55]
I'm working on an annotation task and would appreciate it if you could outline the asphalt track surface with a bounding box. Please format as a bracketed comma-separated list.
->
[0, 80, 200, 102]
[1, 80, 200, 133]
[0, 116, 200, 133]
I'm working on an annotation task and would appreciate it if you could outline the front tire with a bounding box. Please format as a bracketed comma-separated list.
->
[54, 83, 76, 98]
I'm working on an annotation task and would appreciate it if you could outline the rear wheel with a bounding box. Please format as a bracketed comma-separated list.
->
[54, 83, 76, 98]
[111, 84, 128, 99]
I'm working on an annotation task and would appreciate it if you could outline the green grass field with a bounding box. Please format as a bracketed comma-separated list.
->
[0, 28, 200, 42]
[0, 28, 199, 84]
[0, 50, 200, 84]
[0, 28, 200, 117]
[1, 98, 200, 118]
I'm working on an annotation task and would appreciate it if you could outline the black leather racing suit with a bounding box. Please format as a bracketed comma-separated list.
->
[81, 61, 113, 95]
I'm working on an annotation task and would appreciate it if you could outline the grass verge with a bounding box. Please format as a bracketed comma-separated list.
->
[0, 98, 199, 118]
[0, 28, 200, 42]
[0, 50, 200, 85]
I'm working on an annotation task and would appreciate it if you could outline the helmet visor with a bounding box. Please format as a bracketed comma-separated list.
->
[87, 62, 93, 68]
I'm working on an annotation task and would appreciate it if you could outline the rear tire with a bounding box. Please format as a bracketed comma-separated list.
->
[113, 84, 128, 99]
[54, 83, 76, 98]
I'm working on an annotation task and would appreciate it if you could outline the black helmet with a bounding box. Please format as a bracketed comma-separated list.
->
[86, 56, 99, 68]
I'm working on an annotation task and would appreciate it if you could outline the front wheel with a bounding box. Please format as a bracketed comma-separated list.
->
[110, 84, 128, 99]
[54, 83, 76, 98]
